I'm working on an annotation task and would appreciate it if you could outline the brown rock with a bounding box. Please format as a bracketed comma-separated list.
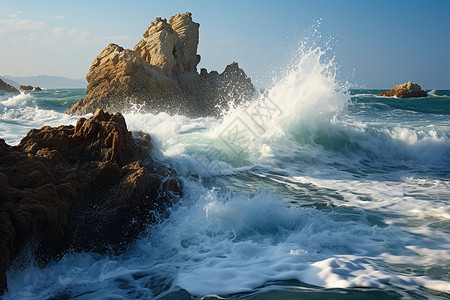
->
[133, 12, 200, 76]
[169, 12, 201, 75]
[66, 12, 255, 117]
[65, 43, 184, 115]
[378, 82, 427, 98]
[19, 85, 42, 91]
[0, 109, 182, 294]
[134, 17, 179, 76]
[0, 79, 19, 93]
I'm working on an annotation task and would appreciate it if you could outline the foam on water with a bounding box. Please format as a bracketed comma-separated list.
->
[4, 185, 449, 299]
[0, 91, 79, 145]
[0, 91, 34, 107]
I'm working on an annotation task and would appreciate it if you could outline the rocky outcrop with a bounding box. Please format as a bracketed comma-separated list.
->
[378, 82, 427, 98]
[19, 85, 42, 91]
[0, 109, 182, 294]
[66, 12, 254, 117]
[0, 79, 19, 93]
[65, 44, 184, 115]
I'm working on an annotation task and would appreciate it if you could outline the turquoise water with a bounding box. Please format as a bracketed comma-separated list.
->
[1, 51, 449, 299]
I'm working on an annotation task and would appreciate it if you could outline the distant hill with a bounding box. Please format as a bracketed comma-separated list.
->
[0, 75, 87, 89]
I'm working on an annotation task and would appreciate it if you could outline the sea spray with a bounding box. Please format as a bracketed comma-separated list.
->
[0, 90, 79, 145]
[205, 46, 350, 163]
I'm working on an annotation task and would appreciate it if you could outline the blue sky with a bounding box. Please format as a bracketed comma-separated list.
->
[1, 0, 449, 89]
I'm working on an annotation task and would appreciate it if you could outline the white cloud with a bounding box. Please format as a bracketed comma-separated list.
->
[9, 11, 24, 18]
[52, 26, 65, 35]
[80, 31, 88, 39]
[0, 18, 44, 31]
[68, 28, 78, 36]
[28, 32, 37, 43]
[41, 27, 92, 44]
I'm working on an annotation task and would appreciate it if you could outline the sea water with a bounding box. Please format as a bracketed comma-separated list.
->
[1, 47, 449, 299]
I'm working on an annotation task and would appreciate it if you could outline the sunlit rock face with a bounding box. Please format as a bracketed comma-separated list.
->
[66, 12, 255, 117]
[378, 82, 427, 98]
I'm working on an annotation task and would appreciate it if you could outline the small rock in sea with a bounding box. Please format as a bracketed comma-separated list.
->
[378, 82, 427, 98]
[20, 85, 42, 91]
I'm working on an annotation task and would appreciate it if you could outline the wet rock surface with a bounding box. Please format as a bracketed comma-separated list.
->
[0, 109, 182, 294]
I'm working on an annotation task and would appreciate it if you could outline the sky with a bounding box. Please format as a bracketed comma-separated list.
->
[0, 0, 449, 89]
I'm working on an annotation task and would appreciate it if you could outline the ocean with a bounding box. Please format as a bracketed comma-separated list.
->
[1, 48, 449, 299]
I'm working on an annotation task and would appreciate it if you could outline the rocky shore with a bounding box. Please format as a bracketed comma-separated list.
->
[378, 82, 427, 98]
[66, 12, 255, 117]
[0, 109, 182, 294]
[0, 79, 19, 93]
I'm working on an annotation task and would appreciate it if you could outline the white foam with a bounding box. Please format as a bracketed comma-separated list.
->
[8, 185, 447, 299]
[0, 91, 34, 107]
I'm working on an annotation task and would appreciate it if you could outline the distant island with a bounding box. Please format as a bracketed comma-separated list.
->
[0, 75, 86, 89]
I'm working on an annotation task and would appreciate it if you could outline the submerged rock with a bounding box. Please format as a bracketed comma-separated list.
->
[19, 85, 42, 91]
[66, 12, 254, 117]
[0, 109, 182, 294]
[378, 82, 427, 98]
[0, 79, 19, 93]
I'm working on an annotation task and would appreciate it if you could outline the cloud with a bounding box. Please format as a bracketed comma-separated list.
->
[0, 18, 44, 31]
[52, 26, 65, 35]
[41, 27, 91, 44]
[9, 11, 24, 18]
[0, 11, 119, 48]
[28, 32, 37, 43]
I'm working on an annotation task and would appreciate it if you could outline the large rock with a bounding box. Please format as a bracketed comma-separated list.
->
[66, 44, 184, 115]
[0, 109, 182, 294]
[66, 12, 254, 117]
[378, 82, 427, 98]
[133, 13, 200, 76]
[0, 79, 19, 93]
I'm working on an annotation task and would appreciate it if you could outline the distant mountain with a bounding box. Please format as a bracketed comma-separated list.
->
[1, 75, 87, 89]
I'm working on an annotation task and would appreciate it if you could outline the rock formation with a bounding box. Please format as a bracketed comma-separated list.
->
[378, 82, 427, 98]
[0, 109, 182, 294]
[66, 12, 254, 117]
[19, 85, 42, 91]
[0, 79, 19, 93]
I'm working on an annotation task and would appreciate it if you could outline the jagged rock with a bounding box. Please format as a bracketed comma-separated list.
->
[169, 13, 201, 75]
[66, 12, 255, 117]
[378, 82, 427, 98]
[66, 43, 184, 115]
[133, 13, 200, 76]
[19, 85, 42, 91]
[0, 109, 182, 294]
[134, 17, 180, 76]
[0, 79, 19, 93]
